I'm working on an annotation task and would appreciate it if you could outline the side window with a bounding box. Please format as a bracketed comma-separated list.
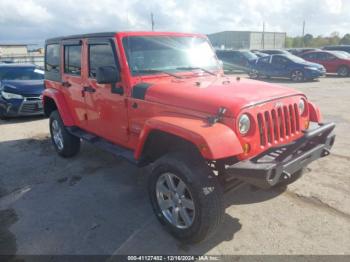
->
[64, 45, 82, 75]
[303, 53, 313, 59]
[45, 44, 60, 73]
[88, 44, 117, 78]
[259, 56, 270, 64]
[324, 53, 336, 60]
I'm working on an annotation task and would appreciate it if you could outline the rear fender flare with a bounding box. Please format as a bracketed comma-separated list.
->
[134, 116, 243, 160]
[43, 88, 74, 126]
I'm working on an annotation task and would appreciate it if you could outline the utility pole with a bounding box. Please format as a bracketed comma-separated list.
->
[262, 22, 265, 49]
[151, 13, 155, 31]
[302, 20, 305, 47]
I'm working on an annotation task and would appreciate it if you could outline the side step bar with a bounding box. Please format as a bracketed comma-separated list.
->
[66, 127, 139, 165]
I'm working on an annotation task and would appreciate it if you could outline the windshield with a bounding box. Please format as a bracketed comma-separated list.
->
[122, 36, 220, 76]
[241, 51, 258, 60]
[1, 67, 44, 80]
[331, 51, 350, 59]
[286, 55, 307, 63]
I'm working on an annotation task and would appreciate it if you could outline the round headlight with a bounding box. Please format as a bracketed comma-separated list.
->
[238, 114, 251, 135]
[299, 99, 305, 115]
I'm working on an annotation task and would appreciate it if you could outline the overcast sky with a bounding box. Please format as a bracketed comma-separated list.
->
[0, 0, 349, 45]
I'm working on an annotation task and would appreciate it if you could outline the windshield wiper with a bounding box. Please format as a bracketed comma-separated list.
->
[134, 69, 182, 79]
[175, 66, 216, 76]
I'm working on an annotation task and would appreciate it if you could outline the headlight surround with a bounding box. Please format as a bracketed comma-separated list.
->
[304, 66, 319, 71]
[1, 91, 23, 100]
[298, 99, 306, 115]
[238, 114, 251, 135]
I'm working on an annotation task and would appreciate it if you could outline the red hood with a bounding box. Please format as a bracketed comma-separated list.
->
[143, 76, 303, 116]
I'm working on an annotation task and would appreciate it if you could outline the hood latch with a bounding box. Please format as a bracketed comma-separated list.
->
[207, 107, 227, 126]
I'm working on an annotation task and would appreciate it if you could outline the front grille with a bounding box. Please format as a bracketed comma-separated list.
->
[20, 102, 42, 114]
[257, 103, 300, 146]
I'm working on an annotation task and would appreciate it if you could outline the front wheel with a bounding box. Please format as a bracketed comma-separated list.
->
[248, 70, 259, 79]
[49, 110, 80, 157]
[148, 152, 224, 243]
[290, 70, 304, 82]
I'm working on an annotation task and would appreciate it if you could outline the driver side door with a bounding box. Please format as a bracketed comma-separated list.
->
[83, 38, 129, 144]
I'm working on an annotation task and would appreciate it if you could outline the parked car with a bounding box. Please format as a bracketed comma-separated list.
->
[287, 48, 321, 56]
[216, 50, 258, 71]
[301, 50, 350, 76]
[323, 45, 350, 54]
[43, 31, 335, 243]
[249, 54, 326, 81]
[258, 49, 291, 55]
[0, 64, 44, 119]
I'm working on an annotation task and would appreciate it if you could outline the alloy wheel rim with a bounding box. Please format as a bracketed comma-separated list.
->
[52, 120, 64, 150]
[339, 68, 348, 76]
[156, 173, 195, 229]
[292, 71, 303, 81]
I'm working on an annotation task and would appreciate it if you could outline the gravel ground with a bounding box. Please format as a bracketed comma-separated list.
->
[0, 75, 349, 256]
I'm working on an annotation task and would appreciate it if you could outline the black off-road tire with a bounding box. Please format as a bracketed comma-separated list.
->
[148, 151, 224, 243]
[49, 110, 80, 158]
[337, 65, 349, 77]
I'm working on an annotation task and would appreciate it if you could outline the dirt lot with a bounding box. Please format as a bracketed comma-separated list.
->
[0, 75, 349, 256]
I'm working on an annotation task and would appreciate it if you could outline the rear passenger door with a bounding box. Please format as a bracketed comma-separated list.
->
[83, 38, 129, 144]
[61, 40, 87, 129]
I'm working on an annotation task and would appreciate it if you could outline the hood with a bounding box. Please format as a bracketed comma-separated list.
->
[0, 80, 44, 96]
[298, 61, 324, 69]
[142, 76, 302, 116]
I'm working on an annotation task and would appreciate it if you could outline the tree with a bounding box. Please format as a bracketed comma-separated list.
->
[340, 34, 350, 45]
[303, 34, 314, 47]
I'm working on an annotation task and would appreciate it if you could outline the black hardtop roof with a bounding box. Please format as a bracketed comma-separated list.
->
[46, 32, 117, 44]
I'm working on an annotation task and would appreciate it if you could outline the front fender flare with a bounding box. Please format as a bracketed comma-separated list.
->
[308, 101, 322, 123]
[134, 116, 243, 160]
[43, 88, 75, 126]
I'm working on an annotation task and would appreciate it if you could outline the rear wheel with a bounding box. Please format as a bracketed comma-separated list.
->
[290, 70, 304, 82]
[337, 66, 349, 77]
[49, 110, 80, 157]
[148, 152, 224, 243]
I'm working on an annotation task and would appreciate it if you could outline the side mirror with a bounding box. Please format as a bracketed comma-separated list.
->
[96, 66, 120, 84]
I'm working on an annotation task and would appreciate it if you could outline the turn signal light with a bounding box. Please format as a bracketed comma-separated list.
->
[304, 120, 310, 129]
[242, 143, 250, 154]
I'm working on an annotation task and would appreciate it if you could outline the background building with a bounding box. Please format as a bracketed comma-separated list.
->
[0, 44, 28, 56]
[0, 44, 44, 68]
[208, 31, 286, 50]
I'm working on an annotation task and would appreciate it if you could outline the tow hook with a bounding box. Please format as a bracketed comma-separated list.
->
[282, 171, 291, 180]
[322, 149, 330, 157]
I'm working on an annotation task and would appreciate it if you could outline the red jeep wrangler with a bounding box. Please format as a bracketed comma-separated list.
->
[43, 32, 335, 243]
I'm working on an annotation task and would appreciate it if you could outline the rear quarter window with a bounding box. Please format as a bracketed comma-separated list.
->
[45, 43, 61, 82]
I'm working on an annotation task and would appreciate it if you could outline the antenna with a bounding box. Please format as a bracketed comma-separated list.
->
[302, 20, 306, 47]
[151, 13, 155, 31]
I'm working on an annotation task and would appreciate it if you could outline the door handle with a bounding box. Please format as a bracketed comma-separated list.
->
[83, 86, 96, 93]
[62, 81, 71, 88]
